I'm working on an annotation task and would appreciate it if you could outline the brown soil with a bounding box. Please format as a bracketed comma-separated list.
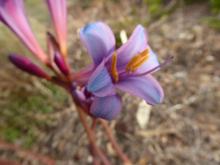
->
[0, 1, 219, 165]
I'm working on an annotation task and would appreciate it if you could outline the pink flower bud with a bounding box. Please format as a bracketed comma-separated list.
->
[54, 52, 69, 76]
[9, 54, 51, 80]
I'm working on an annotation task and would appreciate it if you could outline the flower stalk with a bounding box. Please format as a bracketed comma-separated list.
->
[99, 120, 132, 165]
[75, 106, 112, 165]
[0, 0, 169, 164]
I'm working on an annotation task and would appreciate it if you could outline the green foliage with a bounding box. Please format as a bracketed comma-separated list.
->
[203, 0, 220, 30]
[210, 0, 220, 14]
[144, 0, 162, 16]
[203, 17, 220, 30]
[0, 82, 68, 147]
[3, 128, 21, 142]
[76, 0, 92, 9]
[184, 0, 207, 5]
[143, 0, 177, 23]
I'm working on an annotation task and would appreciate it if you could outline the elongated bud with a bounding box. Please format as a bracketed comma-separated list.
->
[46, 0, 67, 57]
[54, 52, 69, 76]
[47, 32, 60, 51]
[47, 32, 60, 61]
[9, 54, 51, 80]
[0, 0, 48, 64]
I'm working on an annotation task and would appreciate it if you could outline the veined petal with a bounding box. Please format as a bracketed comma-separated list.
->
[117, 25, 148, 68]
[0, 0, 47, 63]
[116, 75, 164, 105]
[9, 54, 50, 79]
[90, 95, 122, 120]
[80, 22, 115, 65]
[46, 0, 67, 56]
[87, 61, 115, 97]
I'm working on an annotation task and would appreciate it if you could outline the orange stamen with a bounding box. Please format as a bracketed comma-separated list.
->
[126, 49, 149, 72]
[111, 52, 119, 82]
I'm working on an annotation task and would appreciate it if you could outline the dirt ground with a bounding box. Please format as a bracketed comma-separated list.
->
[0, 1, 220, 165]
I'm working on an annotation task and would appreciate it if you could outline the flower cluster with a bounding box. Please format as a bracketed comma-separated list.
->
[0, 0, 167, 121]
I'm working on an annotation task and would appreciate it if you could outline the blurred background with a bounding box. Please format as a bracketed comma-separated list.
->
[0, 0, 220, 164]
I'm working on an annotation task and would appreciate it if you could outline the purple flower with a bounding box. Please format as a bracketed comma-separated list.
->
[0, 0, 48, 63]
[80, 22, 165, 120]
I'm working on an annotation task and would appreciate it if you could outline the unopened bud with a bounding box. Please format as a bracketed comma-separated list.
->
[54, 52, 69, 76]
[9, 54, 51, 80]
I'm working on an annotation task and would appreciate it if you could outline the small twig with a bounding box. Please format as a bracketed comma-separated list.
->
[137, 129, 176, 138]
[0, 159, 21, 165]
[0, 140, 55, 165]
[99, 120, 132, 165]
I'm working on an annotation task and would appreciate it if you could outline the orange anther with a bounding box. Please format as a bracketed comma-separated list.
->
[126, 49, 149, 72]
[111, 52, 119, 82]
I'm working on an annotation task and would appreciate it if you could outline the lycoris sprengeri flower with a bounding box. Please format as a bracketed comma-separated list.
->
[78, 22, 171, 120]
[0, 0, 169, 121]
[0, 0, 170, 164]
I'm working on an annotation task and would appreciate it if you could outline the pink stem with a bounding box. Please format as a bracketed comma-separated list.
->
[75, 107, 112, 165]
[99, 120, 132, 165]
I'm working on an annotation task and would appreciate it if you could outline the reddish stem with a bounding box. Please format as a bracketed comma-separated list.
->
[76, 107, 112, 165]
[90, 144, 101, 165]
[0, 159, 21, 165]
[91, 119, 97, 130]
[99, 120, 132, 165]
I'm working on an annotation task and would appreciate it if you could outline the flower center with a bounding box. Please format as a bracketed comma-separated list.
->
[126, 49, 149, 73]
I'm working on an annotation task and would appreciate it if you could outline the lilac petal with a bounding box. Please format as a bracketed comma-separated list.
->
[54, 52, 69, 75]
[80, 22, 115, 65]
[90, 95, 122, 120]
[0, 0, 47, 63]
[116, 25, 147, 67]
[116, 75, 164, 105]
[116, 25, 159, 72]
[9, 54, 50, 79]
[87, 61, 115, 97]
[46, 0, 67, 56]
